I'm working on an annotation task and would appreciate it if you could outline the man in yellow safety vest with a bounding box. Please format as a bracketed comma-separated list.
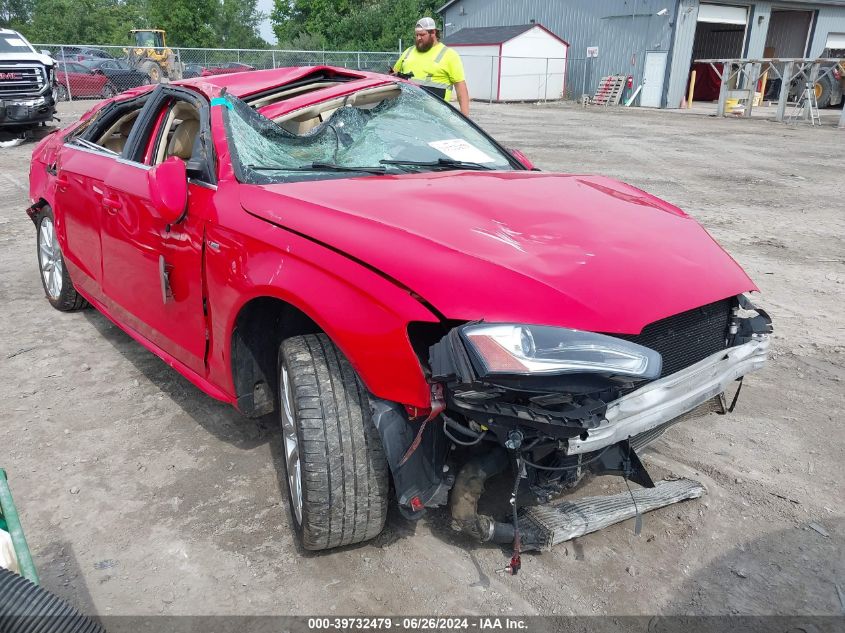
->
[392, 17, 470, 116]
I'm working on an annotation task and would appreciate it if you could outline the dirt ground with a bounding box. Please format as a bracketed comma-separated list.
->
[0, 98, 843, 618]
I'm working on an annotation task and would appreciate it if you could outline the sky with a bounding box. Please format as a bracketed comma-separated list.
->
[257, 0, 278, 44]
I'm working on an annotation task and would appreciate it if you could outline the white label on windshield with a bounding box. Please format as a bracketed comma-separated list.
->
[4, 38, 28, 47]
[428, 139, 495, 164]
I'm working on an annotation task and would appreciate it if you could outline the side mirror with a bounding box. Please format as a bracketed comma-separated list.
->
[148, 156, 188, 224]
[41, 49, 53, 57]
[508, 148, 536, 170]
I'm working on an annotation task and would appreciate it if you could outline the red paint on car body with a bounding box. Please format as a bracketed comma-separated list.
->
[239, 172, 754, 335]
[29, 66, 759, 413]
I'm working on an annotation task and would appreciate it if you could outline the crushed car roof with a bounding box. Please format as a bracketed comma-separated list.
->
[175, 65, 389, 100]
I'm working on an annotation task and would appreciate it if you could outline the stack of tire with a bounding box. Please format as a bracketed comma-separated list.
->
[0, 567, 106, 633]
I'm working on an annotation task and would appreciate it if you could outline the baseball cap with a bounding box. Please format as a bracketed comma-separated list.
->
[415, 17, 437, 31]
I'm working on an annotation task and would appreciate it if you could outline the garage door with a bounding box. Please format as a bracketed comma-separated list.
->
[698, 4, 748, 25]
[826, 33, 845, 49]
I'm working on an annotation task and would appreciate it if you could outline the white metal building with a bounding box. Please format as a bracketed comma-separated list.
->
[446, 24, 569, 101]
[440, 0, 845, 108]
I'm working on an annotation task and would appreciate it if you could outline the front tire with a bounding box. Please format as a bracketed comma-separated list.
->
[278, 334, 389, 550]
[36, 206, 88, 312]
[814, 78, 832, 108]
[53, 83, 68, 101]
[140, 61, 162, 84]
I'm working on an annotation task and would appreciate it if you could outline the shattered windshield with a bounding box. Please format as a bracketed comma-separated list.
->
[222, 83, 516, 183]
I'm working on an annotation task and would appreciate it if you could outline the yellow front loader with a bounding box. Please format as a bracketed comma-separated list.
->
[127, 29, 182, 83]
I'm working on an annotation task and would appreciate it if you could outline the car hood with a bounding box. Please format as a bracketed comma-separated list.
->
[240, 171, 756, 334]
[0, 52, 53, 66]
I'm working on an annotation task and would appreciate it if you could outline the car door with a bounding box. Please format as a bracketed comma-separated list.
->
[56, 64, 76, 94]
[99, 86, 215, 374]
[109, 60, 144, 90]
[59, 63, 92, 97]
[98, 61, 121, 90]
[52, 94, 150, 302]
[66, 63, 92, 96]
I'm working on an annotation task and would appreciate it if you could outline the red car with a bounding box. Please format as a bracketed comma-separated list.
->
[27, 66, 771, 558]
[54, 61, 114, 100]
[200, 62, 255, 77]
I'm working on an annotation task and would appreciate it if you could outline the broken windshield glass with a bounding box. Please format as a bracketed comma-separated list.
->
[222, 83, 516, 183]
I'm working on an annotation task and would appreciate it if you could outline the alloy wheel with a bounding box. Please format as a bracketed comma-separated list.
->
[38, 217, 62, 300]
[279, 365, 303, 525]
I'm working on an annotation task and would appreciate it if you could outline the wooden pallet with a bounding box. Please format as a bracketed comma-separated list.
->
[593, 75, 626, 106]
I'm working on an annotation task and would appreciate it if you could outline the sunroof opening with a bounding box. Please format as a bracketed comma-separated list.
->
[244, 68, 364, 108]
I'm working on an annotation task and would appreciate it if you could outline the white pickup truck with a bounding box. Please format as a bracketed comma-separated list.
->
[0, 28, 56, 130]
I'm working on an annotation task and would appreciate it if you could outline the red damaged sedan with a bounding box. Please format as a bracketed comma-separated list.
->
[27, 66, 771, 559]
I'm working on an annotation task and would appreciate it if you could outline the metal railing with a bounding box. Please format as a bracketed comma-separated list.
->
[695, 57, 845, 127]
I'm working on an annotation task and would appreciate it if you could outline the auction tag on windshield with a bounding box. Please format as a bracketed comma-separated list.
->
[428, 139, 495, 164]
[4, 38, 28, 47]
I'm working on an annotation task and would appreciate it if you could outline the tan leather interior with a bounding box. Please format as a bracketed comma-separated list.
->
[249, 81, 341, 108]
[155, 102, 200, 164]
[280, 116, 321, 135]
[98, 110, 140, 154]
[102, 134, 125, 154]
[166, 118, 200, 160]
[272, 85, 399, 132]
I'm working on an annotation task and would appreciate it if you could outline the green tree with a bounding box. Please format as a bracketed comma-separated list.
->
[0, 0, 34, 31]
[147, 0, 217, 48]
[216, 0, 268, 49]
[277, 30, 326, 51]
[272, 0, 438, 51]
[23, 0, 143, 45]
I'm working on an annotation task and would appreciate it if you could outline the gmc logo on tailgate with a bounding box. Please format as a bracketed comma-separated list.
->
[0, 72, 23, 80]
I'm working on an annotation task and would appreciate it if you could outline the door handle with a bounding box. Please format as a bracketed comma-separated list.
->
[55, 173, 69, 191]
[102, 195, 120, 212]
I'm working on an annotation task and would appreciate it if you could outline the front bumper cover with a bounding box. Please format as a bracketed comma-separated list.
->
[0, 94, 56, 128]
[565, 336, 769, 455]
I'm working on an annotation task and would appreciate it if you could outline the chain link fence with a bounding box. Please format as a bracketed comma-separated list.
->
[35, 43, 398, 100]
[35, 43, 612, 105]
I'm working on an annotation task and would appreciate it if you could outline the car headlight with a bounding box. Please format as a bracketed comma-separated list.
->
[461, 323, 662, 379]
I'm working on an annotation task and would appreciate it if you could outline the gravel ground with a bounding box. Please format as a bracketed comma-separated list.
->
[0, 98, 842, 618]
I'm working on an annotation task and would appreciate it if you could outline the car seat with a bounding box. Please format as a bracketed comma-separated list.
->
[165, 118, 200, 161]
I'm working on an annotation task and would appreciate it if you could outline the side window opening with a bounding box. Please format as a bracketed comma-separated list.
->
[72, 97, 148, 154]
[94, 110, 141, 154]
[154, 100, 200, 165]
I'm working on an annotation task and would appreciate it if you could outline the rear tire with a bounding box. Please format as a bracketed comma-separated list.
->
[36, 206, 88, 312]
[140, 61, 163, 84]
[278, 334, 389, 550]
[0, 567, 106, 633]
[814, 78, 832, 108]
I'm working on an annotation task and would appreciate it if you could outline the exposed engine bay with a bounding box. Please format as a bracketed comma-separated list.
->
[373, 294, 772, 571]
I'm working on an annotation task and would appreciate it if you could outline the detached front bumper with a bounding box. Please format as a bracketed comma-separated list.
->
[565, 336, 770, 455]
[0, 94, 56, 128]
